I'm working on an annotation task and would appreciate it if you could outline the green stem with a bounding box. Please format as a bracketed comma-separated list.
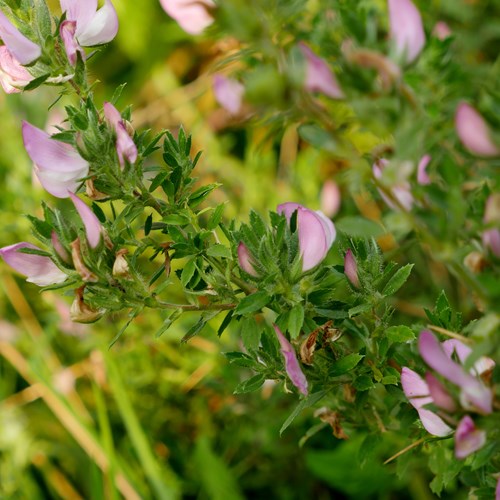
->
[153, 300, 235, 311]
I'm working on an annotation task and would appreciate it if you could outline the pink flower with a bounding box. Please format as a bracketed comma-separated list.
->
[417, 154, 431, 185]
[455, 415, 487, 459]
[213, 75, 245, 115]
[320, 180, 341, 218]
[373, 159, 414, 211]
[299, 43, 344, 99]
[273, 324, 308, 396]
[0, 242, 67, 286]
[60, 0, 119, 65]
[22, 121, 89, 198]
[455, 103, 500, 157]
[344, 249, 360, 288]
[68, 192, 102, 248]
[482, 194, 500, 258]
[277, 202, 336, 272]
[0, 10, 41, 65]
[103, 102, 137, 168]
[496, 476, 500, 500]
[433, 21, 452, 40]
[0, 46, 34, 93]
[388, 0, 426, 64]
[237, 242, 258, 277]
[159, 0, 215, 35]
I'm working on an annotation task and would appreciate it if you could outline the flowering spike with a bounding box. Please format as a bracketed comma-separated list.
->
[68, 192, 102, 249]
[344, 249, 360, 288]
[159, 0, 215, 35]
[22, 121, 89, 198]
[103, 102, 138, 168]
[277, 202, 336, 272]
[299, 43, 344, 99]
[273, 324, 308, 396]
[0, 10, 41, 65]
[388, 0, 425, 64]
[417, 154, 431, 185]
[0, 46, 34, 93]
[455, 103, 500, 157]
[455, 416, 486, 459]
[213, 75, 245, 115]
[0, 242, 67, 286]
[237, 242, 258, 277]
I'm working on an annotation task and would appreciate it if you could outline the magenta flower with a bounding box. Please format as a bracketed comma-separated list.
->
[59, 0, 119, 65]
[344, 249, 360, 288]
[68, 192, 102, 248]
[320, 180, 341, 218]
[159, 0, 215, 35]
[455, 415, 487, 460]
[0, 242, 67, 286]
[388, 0, 426, 64]
[299, 43, 344, 99]
[433, 21, 452, 40]
[22, 121, 89, 198]
[237, 242, 258, 277]
[103, 102, 137, 168]
[417, 154, 431, 185]
[277, 202, 336, 272]
[213, 75, 245, 115]
[496, 476, 500, 500]
[455, 103, 500, 157]
[0, 10, 41, 65]
[482, 194, 500, 258]
[0, 46, 34, 93]
[373, 159, 414, 211]
[273, 324, 308, 396]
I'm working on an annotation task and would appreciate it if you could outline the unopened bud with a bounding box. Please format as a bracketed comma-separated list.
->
[161, 242, 172, 277]
[70, 238, 98, 282]
[113, 249, 131, 278]
[85, 178, 108, 201]
[51, 231, 70, 263]
[124, 119, 135, 137]
[70, 287, 103, 323]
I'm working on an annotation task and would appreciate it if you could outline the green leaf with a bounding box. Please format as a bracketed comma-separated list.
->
[27, 215, 52, 239]
[163, 213, 190, 225]
[385, 325, 415, 343]
[207, 203, 226, 230]
[233, 374, 266, 394]
[234, 291, 271, 315]
[180, 258, 197, 287]
[23, 73, 50, 91]
[206, 244, 232, 259]
[240, 316, 261, 351]
[92, 202, 106, 223]
[280, 391, 328, 435]
[287, 304, 304, 340]
[224, 351, 258, 368]
[17, 247, 52, 257]
[155, 308, 183, 338]
[189, 183, 220, 208]
[329, 353, 364, 376]
[336, 216, 385, 237]
[348, 303, 371, 317]
[382, 264, 413, 296]
[353, 375, 374, 391]
[144, 214, 153, 236]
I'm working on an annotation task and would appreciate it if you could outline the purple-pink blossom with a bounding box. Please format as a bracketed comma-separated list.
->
[388, 0, 426, 64]
[273, 324, 308, 396]
[277, 202, 336, 272]
[455, 415, 487, 460]
[482, 194, 500, 257]
[417, 154, 431, 185]
[69, 192, 102, 248]
[344, 249, 360, 288]
[60, 0, 119, 65]
[455, 103, 500, 157]
[103, 102, 138, 168]
[0, 46, 34, 93]
[237, 242, 259, 277]
[213, 75, 245, 115]
[159, 0, 215, 35]
[299, 43, 344, 99]
[22, 121, 89, 198]
[0, 10, 41, 65]
[320, 180, 341, 218]
[0, 242, 67, 286]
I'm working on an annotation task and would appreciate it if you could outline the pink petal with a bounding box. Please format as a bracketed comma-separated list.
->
[496, 476, 500, 500]
[237, 242, 258, 277]
[455, 415, 486, 459]
[0, 10, 41, 65]
[419, 331, 493, 414]
[455, 103, 500, 157]
[344, 249, 360, 288]
[373, 159, 414, 210]
[60, 0, 98, 33]
[273, 324, 308, 396]
[213, 74, 244, 115]
[320, 180, 341, 218]
[442, 339, 496, 377]
[51, 231, 70, 262]
[299, 43, 344, 99]
[76, 0, 119, 46]
[60, 20, 84, 66]
[0, 46, 33, 93]
[388, 0, 426, 64]
[103, 101, 122, 127]
[417, 154, 431, 185]
[159, 0, 215, 35]
[425, 372, 456, 412]
[483, 229, 500, 258]
[0, 242, 67, 286]
[23, 121, 89, 198]
[417, 407, 453, 437]
[277, 202, 302, 220]
[68, 192, 102, 248]
[103, 102, 137, 168]
[433, 21, 452, 40]
[315, 210, 336, 249]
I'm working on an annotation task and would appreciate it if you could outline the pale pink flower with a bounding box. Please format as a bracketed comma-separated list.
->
[0, 10, 41, 64]
[103, 102, 137, 168]
[417, 154, 431, 185]
[433, 21, 452, 40]
[455, 415, 486, 459]
[237, 242, 259, 277]
[482, 194, 500, 257]
[0, 46, 34, 93]
[344, 249, 360, 288]
[68, 192, 102, 248]
[320, 180, 341, 218]
[213, 75, 245, 115]
[159, 0, 215, 35]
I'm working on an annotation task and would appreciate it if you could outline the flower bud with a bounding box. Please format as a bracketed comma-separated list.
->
[344, 249, 360, 288]
[112, 249, 131, 278]
[51, 231, 71, 263]
[70, 238, 98, 282]
[455, 415, 486, 459]
[70, 287, 103, 324]
[237, 242, 259, 277]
